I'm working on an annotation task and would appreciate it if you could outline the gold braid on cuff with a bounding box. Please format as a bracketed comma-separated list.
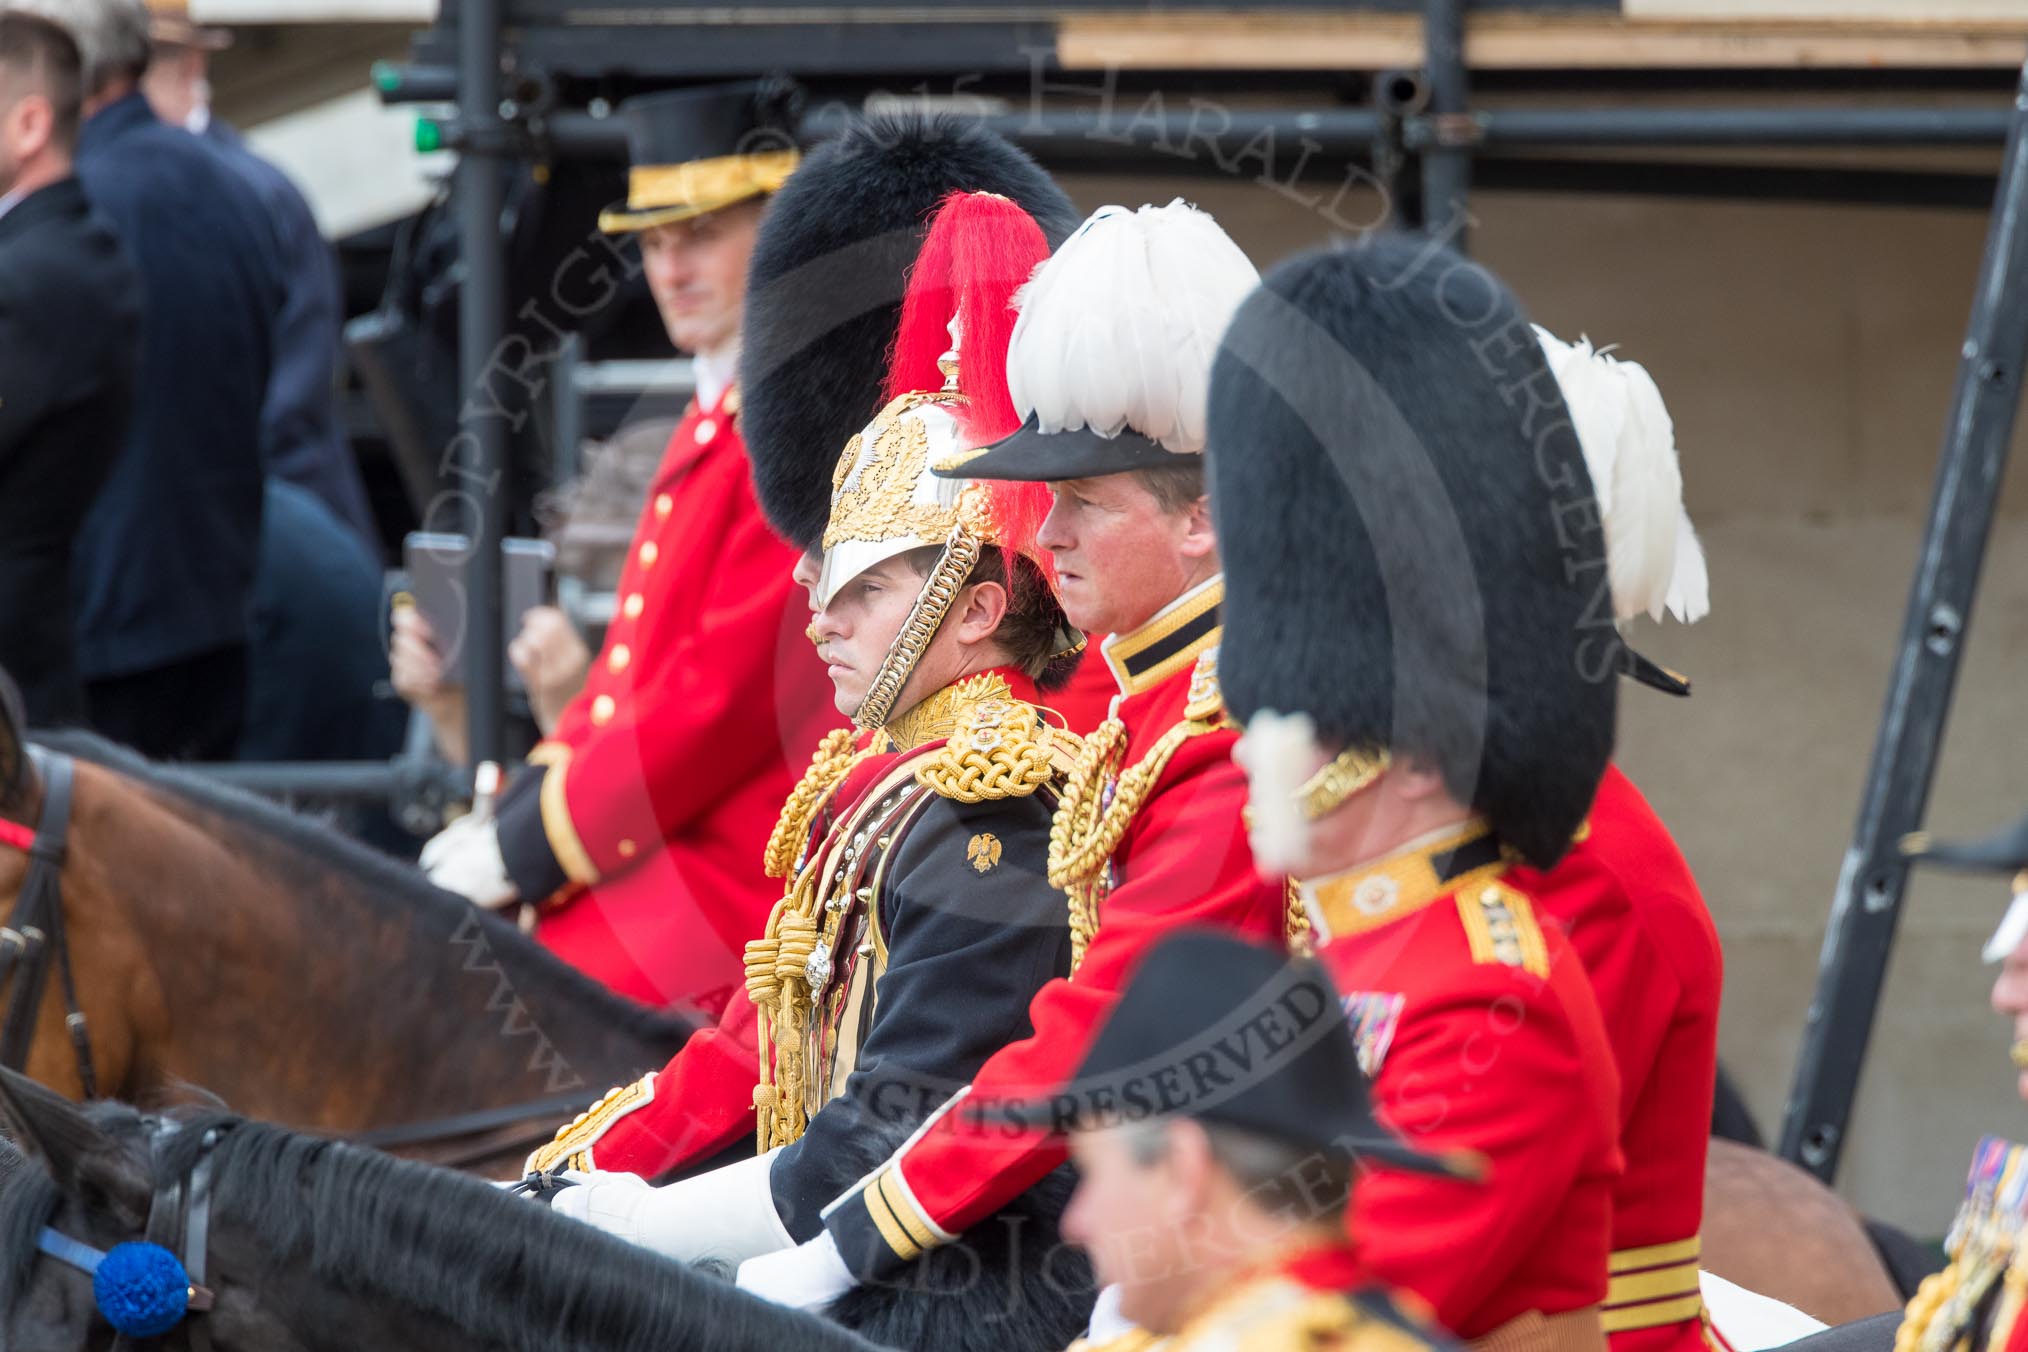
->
[852, 525, 982, 731]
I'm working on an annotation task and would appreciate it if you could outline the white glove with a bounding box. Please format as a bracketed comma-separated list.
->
[420, 811, 518, 910]
[549, 1150, 793, 1269]
[736, 1230, 856, 1311]
[1085, 1284, 1138, 1344]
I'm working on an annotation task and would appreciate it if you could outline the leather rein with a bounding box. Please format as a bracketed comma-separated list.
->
[0, 748, 99, 1098]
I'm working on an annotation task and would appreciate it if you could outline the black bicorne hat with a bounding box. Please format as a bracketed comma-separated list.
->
[598, 79, 804, 234]
[738, 111, 1080, 551]
[1903, 811, 2028, 875]
[988, 930, 1479, 1179]
[1208, 235, 1617, 869]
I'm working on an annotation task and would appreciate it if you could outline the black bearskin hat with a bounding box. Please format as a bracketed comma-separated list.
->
[1208, 234, 1616, 868]
[739, 111, 1080, 550]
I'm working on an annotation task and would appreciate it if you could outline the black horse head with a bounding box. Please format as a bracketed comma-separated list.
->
[0, 1069, 887, 1352]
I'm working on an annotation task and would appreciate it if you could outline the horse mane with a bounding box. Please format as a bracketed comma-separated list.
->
[26, 730, 688, 1046]
[0, 1103, 887, 1352]
[0, 1133, 60, 1306]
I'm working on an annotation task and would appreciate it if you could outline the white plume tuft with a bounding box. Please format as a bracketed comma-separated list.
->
[1007, 200, 1260, 455]
[1231, 709, 1323, 875]
[1534, 325, 1708, 625]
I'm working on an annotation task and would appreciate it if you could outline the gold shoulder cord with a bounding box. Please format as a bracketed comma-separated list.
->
[748, 758, 927, 1152]
[1049, 655, 1225, 971]
[763, 728, 870, 879]
[1284, 879, 1314, 956]
[917, 683, 1063, 803]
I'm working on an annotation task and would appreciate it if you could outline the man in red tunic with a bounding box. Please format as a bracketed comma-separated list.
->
[420, 82, 837, 1013]
[1518, 327, 1724, 1352]
[735, 201, 1291, 1309]
[1208, 234, 1625, 1352]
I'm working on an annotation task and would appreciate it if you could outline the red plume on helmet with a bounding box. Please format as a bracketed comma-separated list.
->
[885, 191, 1058, 585]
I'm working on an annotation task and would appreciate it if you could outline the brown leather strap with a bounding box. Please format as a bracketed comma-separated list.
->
[1469, 1306, 1606, 1352]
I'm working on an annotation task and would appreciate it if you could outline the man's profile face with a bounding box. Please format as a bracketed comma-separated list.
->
[1062, 1125, 1194, 1334]
[638, 197, 764, 357]
[1989, 881, 2028, 1102]
[1034, 473, 1205, 636]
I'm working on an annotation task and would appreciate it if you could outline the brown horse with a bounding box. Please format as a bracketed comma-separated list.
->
[0, 702, 691, 1174]
[1703, 1137, 1906, 1327]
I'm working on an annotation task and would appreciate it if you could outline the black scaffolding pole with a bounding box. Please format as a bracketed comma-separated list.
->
[456, 0, 509, 767]
[1778, 61, 2028, 1183]
[1421, 0, 1471, 248]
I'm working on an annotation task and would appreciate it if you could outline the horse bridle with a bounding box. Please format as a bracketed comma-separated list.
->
[0, 747, 98, 1098]
[34, 1118, 224, 1351]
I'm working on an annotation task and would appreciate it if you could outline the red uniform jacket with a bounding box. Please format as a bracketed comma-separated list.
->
[1511, 764, 1724, 1352]
[1309, 823, 1623, 1343]
[523, 669, 1074, 1188]
[495, 390, 841, 1010]
[818, 579, 1289, 1280]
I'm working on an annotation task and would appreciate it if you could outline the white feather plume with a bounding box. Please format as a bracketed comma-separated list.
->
[1533, 325, 1709, 625]
[1007, 200, 1260, 455]
[1231, 709, 1323, 875]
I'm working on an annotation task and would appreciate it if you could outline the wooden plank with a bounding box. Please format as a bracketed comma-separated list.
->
[1627, 1, 2028, 19]
[1058, 11, 2028, 69]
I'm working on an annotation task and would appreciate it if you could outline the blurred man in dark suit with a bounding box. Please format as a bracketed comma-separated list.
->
[30, 0, 282, 760]
[144, 14, 376, 549]
[0, 10, 137, 727]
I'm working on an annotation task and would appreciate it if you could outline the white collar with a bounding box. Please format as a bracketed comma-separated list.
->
[693, 342, 739, 410]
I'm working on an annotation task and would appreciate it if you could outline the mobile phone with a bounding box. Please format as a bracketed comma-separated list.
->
[399, 533, 557, 689]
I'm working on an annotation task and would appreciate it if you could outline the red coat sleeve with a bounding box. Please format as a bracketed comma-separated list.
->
[821, 735, 1286, 1279]
[498, 453, 809, 897]
[525, 989, 763, 1179]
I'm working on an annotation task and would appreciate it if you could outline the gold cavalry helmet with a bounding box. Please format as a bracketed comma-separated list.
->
[813, 191, 1076, 731]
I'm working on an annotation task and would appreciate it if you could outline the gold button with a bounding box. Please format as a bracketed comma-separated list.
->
[618, 839, 638, 859]
[638, 541, 658, 569]
[591, 694, 616, 726]
[622, 592, 645, 620]
[655, 493, 674, 520]
[695, 419, 718, 445]
[608, 644, 631, 674]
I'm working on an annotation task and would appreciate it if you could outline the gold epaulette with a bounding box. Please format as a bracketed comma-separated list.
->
[1050, 651, 1227, 970]
[916, 692, 1071, 803]
[524, 1073, 656, 1175]
[764, 728, 869, 879]
[1456, 879, 1551, 979]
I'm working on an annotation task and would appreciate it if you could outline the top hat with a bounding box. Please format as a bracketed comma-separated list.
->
[987, 929, 1478, 1179]
[598, 80, 803, 234]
